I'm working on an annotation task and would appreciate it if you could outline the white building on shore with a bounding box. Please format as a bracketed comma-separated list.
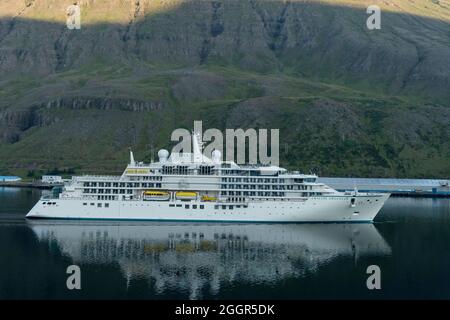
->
[0, 176, 22, 182]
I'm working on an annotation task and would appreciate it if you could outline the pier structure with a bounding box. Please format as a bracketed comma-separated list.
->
[318, 178, 450, 197]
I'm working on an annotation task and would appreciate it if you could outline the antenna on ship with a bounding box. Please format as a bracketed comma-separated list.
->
[149, 143, 154, 163]
[192, 130, 203, 163]
[129, 148, 136, 166]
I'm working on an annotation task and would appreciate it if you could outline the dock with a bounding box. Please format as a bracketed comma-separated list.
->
[317, 178, 450, 198]
[0, 181, 63, 189]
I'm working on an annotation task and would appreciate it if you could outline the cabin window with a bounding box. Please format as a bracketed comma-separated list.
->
[169, 204, 175, 207]
[215, 205, 219, 209]
[200, 205, 204, 209]
[222, 205, 226, 209]
[193, 205, 197, 209]
[97, 203, 102, 207]
[105, 203, 109, 208]
[90, 203, 94, 206]
[185, 205, 189, 209]
[176, 204, 182, 207]
[83, 203, 87, 206]
[199, 165, 214, 175]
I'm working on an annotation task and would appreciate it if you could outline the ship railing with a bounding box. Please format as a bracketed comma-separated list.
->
[40, 194, 59, 200]
[46, 196, 100, 201]
[75, 175, 122, 181]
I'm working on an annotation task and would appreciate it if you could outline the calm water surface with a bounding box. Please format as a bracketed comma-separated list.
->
[0, 187, 449, 299]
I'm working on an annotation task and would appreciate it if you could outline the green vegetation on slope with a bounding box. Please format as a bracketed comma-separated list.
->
[0, 0, 449, 178]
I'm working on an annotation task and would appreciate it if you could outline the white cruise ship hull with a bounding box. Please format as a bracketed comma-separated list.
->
[26, 193, 390, 222]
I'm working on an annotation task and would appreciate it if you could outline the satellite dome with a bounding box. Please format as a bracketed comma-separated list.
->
[211, 149, 222, 163]
[158, 149, 169, 162]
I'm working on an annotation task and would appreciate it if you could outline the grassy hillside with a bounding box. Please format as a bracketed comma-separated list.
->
[0, 0, 449, 178]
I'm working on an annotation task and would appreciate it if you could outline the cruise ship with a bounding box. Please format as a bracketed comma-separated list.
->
[26, 133, 390, 222]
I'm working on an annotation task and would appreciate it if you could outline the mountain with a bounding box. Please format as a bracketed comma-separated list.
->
[0, 0, 449, 178]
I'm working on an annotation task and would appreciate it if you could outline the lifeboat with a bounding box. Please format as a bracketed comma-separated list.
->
[201, 195, 217, 202]
[175, 191, 198, 200]
[143, 190, 170, 201]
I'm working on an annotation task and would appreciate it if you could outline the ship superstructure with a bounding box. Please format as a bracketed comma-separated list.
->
[26, 133, 389, 222]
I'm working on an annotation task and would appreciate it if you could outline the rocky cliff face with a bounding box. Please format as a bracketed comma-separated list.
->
[1, 0, 449, 94]
[0, 0, 449, 177]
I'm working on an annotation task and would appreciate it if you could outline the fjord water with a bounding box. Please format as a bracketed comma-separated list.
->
[0, 187, 449, 300]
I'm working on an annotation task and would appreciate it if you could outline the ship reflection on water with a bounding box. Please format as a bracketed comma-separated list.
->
[27, 221, 391, 299]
